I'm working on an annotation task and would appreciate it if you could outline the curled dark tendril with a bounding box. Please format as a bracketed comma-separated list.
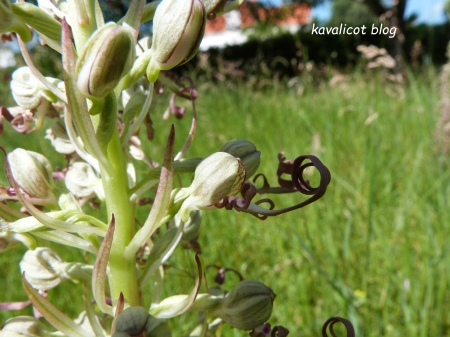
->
[322, 317, 355, 337]
[206, 265, 244, 285]
[253, 173, 270, 194]
[216, 154, 331, 220]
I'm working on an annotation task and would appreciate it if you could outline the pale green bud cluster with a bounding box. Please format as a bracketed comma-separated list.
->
[147, 0, 206, 82]
[220, 139, 261, 178]
[76, 23, 135, 98]
[8, 149, 55, 200]
[221, 280, 275, 331]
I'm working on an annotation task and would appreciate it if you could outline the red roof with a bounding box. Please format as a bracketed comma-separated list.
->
[205, 2, 311, 34]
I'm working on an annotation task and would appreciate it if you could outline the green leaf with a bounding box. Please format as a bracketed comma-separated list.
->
[22, 275, 94, 337]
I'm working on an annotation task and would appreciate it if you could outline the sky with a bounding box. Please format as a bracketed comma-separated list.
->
[260, 0, 448, 25]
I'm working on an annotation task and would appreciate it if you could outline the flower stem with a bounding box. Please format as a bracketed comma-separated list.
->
[101, 128, 139, 306]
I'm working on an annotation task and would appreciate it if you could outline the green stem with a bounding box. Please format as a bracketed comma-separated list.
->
[101, 129, 139, 306]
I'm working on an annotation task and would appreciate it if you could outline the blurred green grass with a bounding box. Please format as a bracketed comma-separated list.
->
[1, 68, 447, 336]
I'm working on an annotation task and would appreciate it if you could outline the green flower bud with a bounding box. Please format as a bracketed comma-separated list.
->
[111, 332, 130, 337]
[147, 0, 206, 82]
[190, 152, 245, 206]
[221, 280, 275, 331]
[8, 148, 55, 199]
[179, 152, 245, 221]
[115, 306, 150, 336]
[76, 22, 135, 98]
[1, 316, 49, 337]
[220, 140, 261, 178]
[145, 316, 172, 337]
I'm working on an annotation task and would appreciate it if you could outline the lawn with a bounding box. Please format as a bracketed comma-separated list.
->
[0, 68, 446, 336]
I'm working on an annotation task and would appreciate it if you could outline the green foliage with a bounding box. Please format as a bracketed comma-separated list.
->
[327, 0, 379, 28]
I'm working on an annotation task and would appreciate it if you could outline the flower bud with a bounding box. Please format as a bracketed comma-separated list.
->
[8, 148, 54, 199]
[179, 152, 245, 221]
[145, 316, 172, 337]
[115, 306, 150, 336]
[76, 22, 135, 98]
[220, 140, 261, 178]
[1, 316, 49, 336]
[221, 280, 275, 331]
[190, 152, 245, 206]
[147, 0, 206, 82]
[10, 67, 41, 109]
[19, 247, 66, 290]
[64, 161, 104, 200]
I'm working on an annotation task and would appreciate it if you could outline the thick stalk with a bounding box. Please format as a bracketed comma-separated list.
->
[101, 129, 139, 306]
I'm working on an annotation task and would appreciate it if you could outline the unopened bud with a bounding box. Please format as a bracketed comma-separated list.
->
[115, 306, 150, 336]
[179, 152, 245, 221]
[220, 140, 261, 178]
[221, 280, 275, 331]
[76, 22, 135, 98]
[147, 0, 206, 82]
[190, 152, 245, 205]
[8, 148, 54, 199]
[1, 316, 49, 336]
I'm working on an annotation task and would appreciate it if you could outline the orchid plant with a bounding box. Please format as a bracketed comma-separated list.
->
[0, 0, 332, 336]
